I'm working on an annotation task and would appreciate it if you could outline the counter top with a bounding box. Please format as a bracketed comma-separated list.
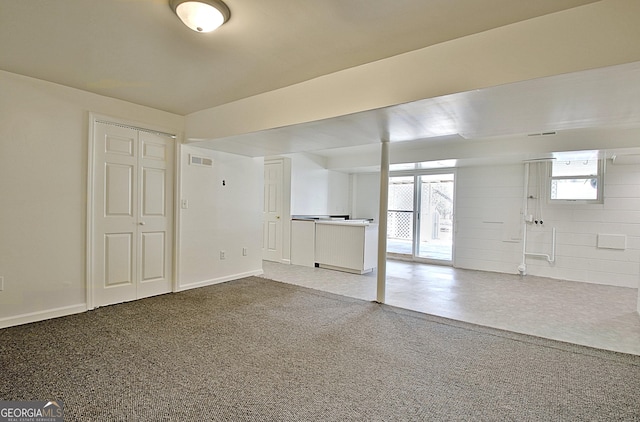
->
[291, 214, 349, 221]
[315, 219, 376, 226]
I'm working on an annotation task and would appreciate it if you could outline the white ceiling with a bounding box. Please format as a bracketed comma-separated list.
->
[4, 0, 639, 169]
[0, 0, 598, 115]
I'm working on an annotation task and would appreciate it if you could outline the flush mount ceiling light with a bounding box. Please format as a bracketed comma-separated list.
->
[169, 0, 230, 33]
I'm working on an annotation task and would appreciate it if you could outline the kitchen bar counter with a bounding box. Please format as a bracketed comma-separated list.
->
[314, 220, 378, 274]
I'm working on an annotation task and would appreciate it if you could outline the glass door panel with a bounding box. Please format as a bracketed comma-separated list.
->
[416, 173, 454, 262]
[387, 176, 414, 256]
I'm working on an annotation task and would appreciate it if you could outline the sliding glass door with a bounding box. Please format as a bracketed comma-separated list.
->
[387, 172, 454, 263]
[387, 176, 415, 256]
[416, 173, 454, 261]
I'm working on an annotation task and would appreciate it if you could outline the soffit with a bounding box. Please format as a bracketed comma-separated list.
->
[191, 61, 640, 168]
[0, 0, 598, 115]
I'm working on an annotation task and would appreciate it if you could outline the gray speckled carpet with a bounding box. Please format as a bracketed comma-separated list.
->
[1, 277, 639, 421]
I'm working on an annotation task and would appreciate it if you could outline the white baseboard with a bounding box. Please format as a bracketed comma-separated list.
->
[177, 269, 264, 292]
[0, 304, 87, 330]
[0, 270, 268, 328]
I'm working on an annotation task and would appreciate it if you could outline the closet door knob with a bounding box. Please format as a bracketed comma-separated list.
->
[139, 222, 146, 226]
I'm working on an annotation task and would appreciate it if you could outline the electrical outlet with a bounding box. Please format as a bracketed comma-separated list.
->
[0, 276, 4, 291]
[220, 251, 226, 260]
[181, 199, 189, 209]
[242, 247, 248, 256]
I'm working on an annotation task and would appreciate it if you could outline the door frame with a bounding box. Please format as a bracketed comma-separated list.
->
[414, 171, 456, 265]
[86, 113, 181, 310]
[387, 168, 457, 266]
[262, 157, 292, 264]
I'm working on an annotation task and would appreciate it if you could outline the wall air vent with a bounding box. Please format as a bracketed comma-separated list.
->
[190, 154, 213, 167]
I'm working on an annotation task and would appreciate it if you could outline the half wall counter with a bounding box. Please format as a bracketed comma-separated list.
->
[314, 220, 378, 274]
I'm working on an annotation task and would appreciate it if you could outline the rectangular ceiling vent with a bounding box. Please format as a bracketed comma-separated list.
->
[190, 154, 213, 167]
[527, 131, 557, 137]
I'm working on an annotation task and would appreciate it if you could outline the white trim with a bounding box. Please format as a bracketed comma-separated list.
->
[93, 119, 176, 138]
[263, 157, 291, 263]
[89, 112, 179, 138]
[282, 158, 292, 262]
[0, 304, 87, 330]
[177, 270, 264, 292]
[318, 263, 373, 275]
[173, 140, 182, 293]
[86, 112, 97, 310]
[548, 158, 605, 204]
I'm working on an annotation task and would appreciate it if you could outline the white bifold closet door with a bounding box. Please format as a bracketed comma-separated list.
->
[92, 122, 173, 307]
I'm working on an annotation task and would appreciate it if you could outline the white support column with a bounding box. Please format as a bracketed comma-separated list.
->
[637, 278, 640, 315]
[377, 139, 390, 303]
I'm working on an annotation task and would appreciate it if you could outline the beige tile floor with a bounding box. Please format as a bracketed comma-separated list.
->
[261, 260, 640, 355]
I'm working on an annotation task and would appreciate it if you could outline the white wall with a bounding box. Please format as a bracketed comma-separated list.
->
[351, 173, 381, 221]
[353, 162, 640, 289]
[524, 162, 640, 287]
[0, 70, 265, 328]
[287, 153, 349, 216]
[457, 163, 640, 288]
[178, 146, 263, 290]
[455, 165, 524, 274]
[0, 70, 183, 327]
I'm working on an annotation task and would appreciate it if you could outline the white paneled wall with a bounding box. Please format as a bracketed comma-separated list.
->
[532, 162, 640, 287]
[354, 162, 640, 288]
[456, 163, 640, 288]
[454, 165, 523, 274]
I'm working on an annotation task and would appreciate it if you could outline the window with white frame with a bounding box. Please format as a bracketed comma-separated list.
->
[549, 155, 603, 202]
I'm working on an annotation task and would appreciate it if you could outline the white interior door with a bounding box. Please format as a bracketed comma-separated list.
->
[92, 122, 173, 307]
[136, 131, 173, 298]
[263, 160, 283, 262]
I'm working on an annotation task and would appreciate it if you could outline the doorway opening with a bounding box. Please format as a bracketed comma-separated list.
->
[387, 172, 455, 264]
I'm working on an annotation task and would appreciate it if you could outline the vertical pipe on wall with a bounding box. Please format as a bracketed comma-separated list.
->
[377, 139, 390, 303]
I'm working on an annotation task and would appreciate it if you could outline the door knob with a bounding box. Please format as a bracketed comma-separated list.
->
[276, 216, 280, 219]
[139, 222, 146, 225]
